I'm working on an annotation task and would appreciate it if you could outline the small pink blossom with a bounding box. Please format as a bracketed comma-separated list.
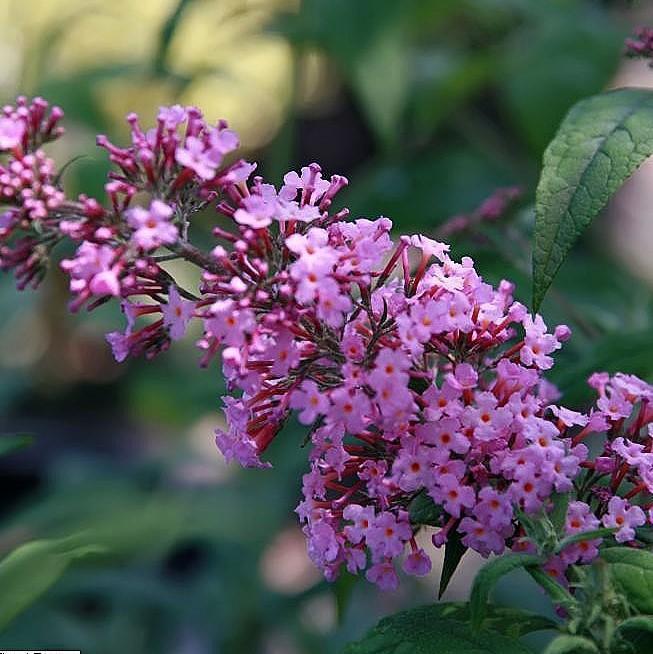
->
[127, 200, 178, 250]
[602, 497, 646, 543]
[162, 286, 194, 340]
[290, 380, 329, 425]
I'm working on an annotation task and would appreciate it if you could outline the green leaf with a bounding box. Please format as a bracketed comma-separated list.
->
[278, 0, 410, 147]
[526, 567, 576, 609]
[333, 570, 358, 624]
[616, 615, 653, 652]
[424, 603, 557, 639]
[543, 634, 598, 654]
[554, 528, 616, 554]
[636, 526, 653, 545]
[533, 88, 653, 310]
[0, 433, 33, 457]
[409, 490, 442, 527]
[549, 492, 570, 535]
[350, 23, 409, 147]
[481, 607, 557, 640]
[0, 538, 101, 630]
[344, 603, 536, 654]
[601, 547, 653, 614]
[153, 0, 194, 76]
[439, 528, 468, 599]
[470, 553, 542, 629]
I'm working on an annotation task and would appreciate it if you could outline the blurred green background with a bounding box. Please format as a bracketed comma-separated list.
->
[2, 1, 653, 652]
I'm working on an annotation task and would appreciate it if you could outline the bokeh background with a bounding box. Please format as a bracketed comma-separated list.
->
[1, 1, 653, 652]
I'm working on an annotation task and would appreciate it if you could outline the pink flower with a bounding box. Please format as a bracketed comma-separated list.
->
[234, 184, 279, 228]
[127, 200, 178, 251]
[0, 117, 25, 150]
[474, 487, 513, 530]
[343, 504, 375, 544]
[597, 388, 633, 420]
[402, 548, 432, 576]
[447, 363, 478, 391]
[281, 164, 331, 204]
[430, 473, 475, 518]
[561, 501, 601, 564]
[329, 386, 370, 433]
[409, 234, 450, 261]
[162, 286, 194, 340]
[290, 380, 329, 425]
[459, 517, 506, 556]
[462, 392, 512, 442]
[410, 300, 444, 342]
[306, 520, 341, 567]
[366, 560, 399, 591]
[392, 445, 438, 492]
[436, 291, 474, 332]
[175, 136, 219, 179]
[61, 241, 121, 297]
[205, 299, 255, 347]
[158, 104, 186, 129]
[316, 279, 352, 328]
[366, 512, 411, 560]
[208, 125, 239, 157]
[602, 497, 646, 543]
[105, 330, 130, 362]
[418, 417, 469, 454]
[520, 314, 561, 370]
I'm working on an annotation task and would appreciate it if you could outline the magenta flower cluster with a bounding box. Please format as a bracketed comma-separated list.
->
[1, 97, 652, 591]
[625, 26, 653, 63]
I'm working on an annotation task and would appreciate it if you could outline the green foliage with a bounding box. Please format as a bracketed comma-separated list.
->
[615, 616, 653, 652]
[526, 567, 576, 610]
[408, 490, 442, 526]
[470, 553, 543, 629]
[3, 1, 651, 652]
[549, 493, 570, 535]
[542, 634, 599, 654]
[0, 433, 33, 457]
[344, 603, 545, 653]
[333, 571, 359, 625]
[601, 548, 653, 614]
[533, 88, 653, 310]
[500, 6, 621, 154]
[438, 528, 467, 599]
[0, 538, 102, 630]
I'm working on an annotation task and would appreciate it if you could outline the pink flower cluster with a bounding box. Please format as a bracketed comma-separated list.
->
[0, 97, 65, 287]
[625, 27, 653, 63]
[1, 97, 652, 592]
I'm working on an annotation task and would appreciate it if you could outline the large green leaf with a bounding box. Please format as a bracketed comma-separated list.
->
[470, 553, 542, 629]
[0, 538, 101, 631]
[615, 615, 653, 652]
[418, 603, 556, 639]
[533, 88, 653, 310]
[543, 635, 598, 654]
[344, 603, 537, 654]
[602, 547, 653, 614]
